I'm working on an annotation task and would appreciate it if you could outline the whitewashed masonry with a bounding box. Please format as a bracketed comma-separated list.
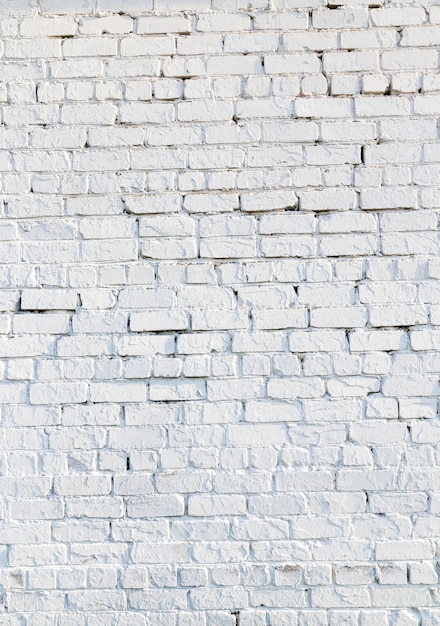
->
[0, 0, 439, 624]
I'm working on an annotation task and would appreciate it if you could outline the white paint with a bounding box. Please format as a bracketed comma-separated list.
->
[0, 0, 439, 623]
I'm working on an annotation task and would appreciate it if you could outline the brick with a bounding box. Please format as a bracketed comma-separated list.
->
[121, 36, 175, 57]
[295, 97, 351, 118]
[382, 49, 437, 71]
[54, 476, 111, 496]
[198, 13, 251, 31]
[360, 188, 417, 210]
[130, 310, 188, 332]
[371, 7, 426, 26]
[98, 0, 153, 9]
[21, 17, 76, 37]
[63, 37, 117, 57]
[355, 96, 411, 117]
[40, 0, 95, 13]
[324, 51, 378, 73]
[376, 540, 433, 560]
[80, 15, 133, 35]
[298, 189, 357, 211]
[401, 26, 440, 47]
[313, 8, 368, 28]
[206, 55, 263, 75]
[30, 382, 88, 405]
[0, 2, 438, 621]
[138, 16, 190, 34]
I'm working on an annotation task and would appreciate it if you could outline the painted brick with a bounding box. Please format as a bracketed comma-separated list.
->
[0, 1, 437, 622]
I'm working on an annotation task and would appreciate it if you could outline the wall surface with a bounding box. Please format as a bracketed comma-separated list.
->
[0, 0, 439, 623]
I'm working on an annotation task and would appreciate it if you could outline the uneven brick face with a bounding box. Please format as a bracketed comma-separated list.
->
[1, 0, 439, 622]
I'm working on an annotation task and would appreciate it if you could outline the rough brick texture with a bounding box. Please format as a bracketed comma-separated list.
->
[1, 0, 440, 623]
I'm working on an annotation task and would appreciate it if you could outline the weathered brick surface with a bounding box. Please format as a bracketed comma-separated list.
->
[0, 0, 439, 622]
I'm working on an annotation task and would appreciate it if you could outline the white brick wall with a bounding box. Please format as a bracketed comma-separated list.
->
[0, 0, 439, 622]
